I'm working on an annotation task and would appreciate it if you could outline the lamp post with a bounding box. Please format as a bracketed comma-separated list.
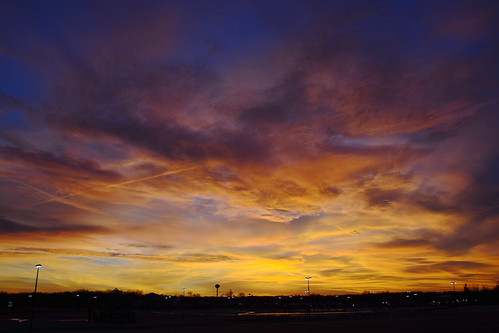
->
[34, 264, 42, 293]
[29, 264, 42, 332]
[451, 281, 456, 301]
[306, 277, 311, 296]
[182, 288, 186, 296]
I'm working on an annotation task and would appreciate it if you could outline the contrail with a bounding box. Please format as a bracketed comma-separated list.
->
[107, 166, 198, 188]
[28, 166, 198, 209]
[5, 176, 111, 216]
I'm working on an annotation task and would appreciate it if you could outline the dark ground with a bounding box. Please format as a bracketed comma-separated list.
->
[1, 306, 498, 333]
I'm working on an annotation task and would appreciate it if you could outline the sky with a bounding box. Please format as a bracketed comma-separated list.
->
[0, 0, 498, 296]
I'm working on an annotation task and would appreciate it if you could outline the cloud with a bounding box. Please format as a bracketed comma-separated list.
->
[363, 188, 402, 208]
[3, 247, 129, 258]
[0, 146, 122, 182]
[0, 0, 498, 294]
[0, 217, 37, 234]
[406, 260, 493, 274]
[2, 246, 237, 264]
[0, 217, 108, 237]
[0, 92, 32, 115]
[124, 243, 174, 250]
[171, 253, 238, 263]
[319, 265, 390, 283]
[377, 238, 433, 249]
[437, 216, 499, 254]
[41, 60, 277, 168]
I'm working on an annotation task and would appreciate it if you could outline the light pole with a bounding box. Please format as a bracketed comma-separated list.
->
[451, 281, 456, 300]
[182, 288, 186, 296]
[29, 264, 42, 331]
[306, 277, 311, 296]
[34, 264, 42, 293]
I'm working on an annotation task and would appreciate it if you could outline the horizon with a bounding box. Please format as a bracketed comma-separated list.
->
[1, 0, 498, 296]
[3, 285, 492, 297]
[1, 265, 490, 296]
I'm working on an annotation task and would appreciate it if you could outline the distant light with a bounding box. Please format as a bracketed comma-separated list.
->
[289, 296, 292, 298]
[414, 293, 417, 296]
[28, 295, 32, 298]
[35, 264, 42, 269]
[76, 294, 80, 297]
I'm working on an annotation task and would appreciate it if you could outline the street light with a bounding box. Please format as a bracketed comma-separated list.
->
[34, 264, 42, 293]
[182, 288, 186, 296]
[30, 264, 42, 331]
[306, 277, 311, 296]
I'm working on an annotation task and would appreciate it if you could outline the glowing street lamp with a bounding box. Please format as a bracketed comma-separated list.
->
[451, 281, 456, 293]
[306, 277, 311, 296]
[30, 264, 42, 331]
[182, 288, 186, 296]
[34, 264, 42, 293]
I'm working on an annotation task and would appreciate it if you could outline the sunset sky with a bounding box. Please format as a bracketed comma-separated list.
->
[1, 0, 498, 296]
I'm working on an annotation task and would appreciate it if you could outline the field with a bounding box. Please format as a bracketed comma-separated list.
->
[1, 305, 498, 333]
